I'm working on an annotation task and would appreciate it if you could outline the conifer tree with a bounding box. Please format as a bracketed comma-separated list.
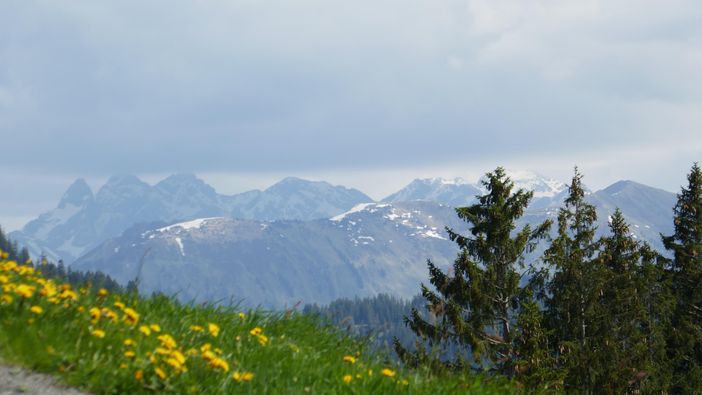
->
[662, 163, 702, 392]
[541, 168, 600, 390]
[396, 167, 551, 375]
[593, 209, 665, 393]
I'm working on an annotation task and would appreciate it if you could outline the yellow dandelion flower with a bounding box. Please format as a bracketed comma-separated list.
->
[208, 323, 220, 337]
[155, 347, 171, 355]
[200, 343, 212, 353]
[256, 334, 269, 346]
[30, 305, 43, 314]
[124, 351, 136, 358]
[91, 329, 106, 339]
[123, 308, 139, 325]
[208, 357, 229, 372]
[135, 370, 144, 381]
[201, 350, 216, 362]
[1, 294, 13, 304]
[150, 324, 161, 333]
[124, 338, 135, 347]
[190, 325, 204, 332]
[89, 307, 101, 323]
[15, 284, 35, 298]
[157, 334, 177, 349]
[0, 275, 8, 283]
[238, 312, 246, 319]
[119, 363, 128, 369]
[232, 371, 254, 382]
[139, 325, 151, 336]
[155, 367, 167, 380]
[114, 301, 125, 310]
[343, 355, 356, 364]
[170, 350, 186, 365]
[97, 288, 108, 297]
[381, 368, 396, 377]
[343, 374, 353, 384]
[249, 327, 263, 336]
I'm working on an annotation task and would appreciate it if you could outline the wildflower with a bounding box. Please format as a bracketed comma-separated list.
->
[208, 357, 229, 372]
[97, 288, 108, 297]
[135, 370, 144, 381]
[1, 294, 13, 304]
[232, 371, 254, 382]
[200, 343, 212, 353]
[58, 289, 78, 301]
[249, 327, 263, 336]
[124, 338, 135, 347]
[91, 329, 106, 339]
[208, 323, 220, 337]
[139, 325, 151, 336]
[238, 312, 246, 320]
[155, 367, 167, 380]
[343, 374, 353, 384]
[30, 305, 43, 314]
[89, 307, 101, 323]
[114, 301, 125, 310]
[150, 324, 161, 332]
[157, 334, 177, 349]
[0, 275, 8, 283]
[155, 347, 171, 355]
[102, 308, 118, 322]
[15, 284, 35, 298]
[381, 368, 396, 377]
[124, 351, 136, 358]
[343, 355, 356, 364]
[123, 308, 139, 325]
[201, 350, 216, 362]
[170, 350, 186, 365]
[166, 357, 186, 373]
[119, 363, 128, 369]
[256, 334, 269, 346]
[190, 325, 204, 332]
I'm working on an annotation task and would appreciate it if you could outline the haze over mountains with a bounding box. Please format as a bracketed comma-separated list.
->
[8, 170, 677, 307]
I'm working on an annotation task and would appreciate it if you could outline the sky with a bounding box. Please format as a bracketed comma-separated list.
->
[1, 0, 701, 231]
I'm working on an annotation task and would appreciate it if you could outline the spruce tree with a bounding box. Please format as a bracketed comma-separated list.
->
[662, 163, 702, 392]
[541, 168, 600, 390]
[593, 210, 665, 393]
[396, 167, 551, 375]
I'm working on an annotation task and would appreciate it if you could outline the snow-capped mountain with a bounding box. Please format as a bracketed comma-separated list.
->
[72, 202, 466, 307]
[9, 175, 373, 263]
[383, 170, 567, 209]
[382, 178, 482, 207]
[72, 178, 677, 307]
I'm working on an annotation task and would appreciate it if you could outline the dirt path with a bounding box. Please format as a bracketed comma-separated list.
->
[0, 364, 90, 395]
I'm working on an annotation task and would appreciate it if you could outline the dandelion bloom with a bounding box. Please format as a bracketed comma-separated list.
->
[249, 327, 263, 336]
[343, 355, 356, 364]
[30, 305, 43, 314]
[150, 324, 161, 332]
[89, 307, 101, 323]
[139, 325, 151, 336]
[124, 351, 136, 358]
[91, 329, 106, 339]
[256, 334, 269, 346]
[0, 294, 12, 304]
[232, 371, 254, 382]
[113, 301, 125, 310]
[208, 357, 229, 372]
[123, 308, 139, 325]
[190, 325, 204, 332]
[155, 367, 167, 380]
[208, 323, 220, 337]
[134, 370, 144, 381]
[157, 334, 177, 349]
[343, 375, 353, 384]
[238, 312, 246, 320]
[381, 368, 396, 377]
[15, 284, 35, 298]
[124, 338, 135, 347]
[97, 288, 108, 297]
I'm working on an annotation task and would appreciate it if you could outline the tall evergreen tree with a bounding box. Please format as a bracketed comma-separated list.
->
[593, 209, 666, 393]
[662, 163, 702, 392]
[541, 168, 600, 390]
[396, 167, 550, 375]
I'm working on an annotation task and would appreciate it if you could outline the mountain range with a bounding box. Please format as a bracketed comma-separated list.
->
[9, 171, 678, 307]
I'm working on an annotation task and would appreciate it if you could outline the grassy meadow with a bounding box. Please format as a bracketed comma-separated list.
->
[0, 252, 515, 394]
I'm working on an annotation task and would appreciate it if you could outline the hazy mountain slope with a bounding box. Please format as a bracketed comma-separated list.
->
[72, 202, 467, 307]
[10, 175, 372, 264]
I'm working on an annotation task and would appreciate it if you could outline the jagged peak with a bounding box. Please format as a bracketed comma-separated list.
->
[58, 178, 93, 208]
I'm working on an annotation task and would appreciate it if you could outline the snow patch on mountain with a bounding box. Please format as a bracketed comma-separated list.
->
[157, 217, 224, 233]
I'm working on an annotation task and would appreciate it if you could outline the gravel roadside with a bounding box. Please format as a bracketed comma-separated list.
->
[0, 364, 90, 395]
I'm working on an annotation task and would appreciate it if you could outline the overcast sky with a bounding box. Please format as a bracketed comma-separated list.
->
[1, 0, 701, 231]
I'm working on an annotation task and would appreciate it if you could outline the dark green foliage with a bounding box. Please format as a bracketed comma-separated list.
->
[663, 163, 702, 392]
[397, 167, 551, 376]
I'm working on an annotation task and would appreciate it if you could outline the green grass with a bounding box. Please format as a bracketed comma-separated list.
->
[0, 257, 516, 394]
